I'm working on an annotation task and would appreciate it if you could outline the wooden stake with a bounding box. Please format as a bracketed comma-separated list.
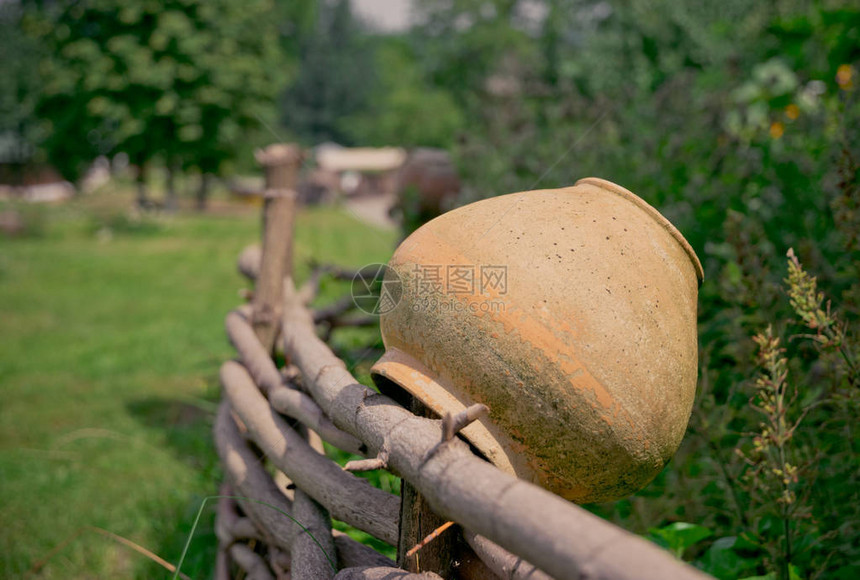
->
[250, 144, 302, 353]
[397, 398, 457, 578]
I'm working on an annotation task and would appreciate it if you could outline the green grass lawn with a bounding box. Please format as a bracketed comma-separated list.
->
[0, 186, 396, 578]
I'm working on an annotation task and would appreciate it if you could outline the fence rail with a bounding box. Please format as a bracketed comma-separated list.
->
[211, 144, 710, 580]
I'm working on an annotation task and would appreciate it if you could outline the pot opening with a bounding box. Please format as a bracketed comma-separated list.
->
[371, 372, 435, 415]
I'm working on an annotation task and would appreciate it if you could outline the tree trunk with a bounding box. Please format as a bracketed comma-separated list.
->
[196, 172, 211, 211]
[165, 163, 178, 212]
[136, 162, 149, 209]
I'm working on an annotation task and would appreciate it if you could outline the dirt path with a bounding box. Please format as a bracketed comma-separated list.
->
[343, 192, 399, 230]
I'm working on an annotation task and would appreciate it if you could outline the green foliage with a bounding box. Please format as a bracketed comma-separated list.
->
[281, 0, 376, 145]
[344, 39, 465, 148]
[0, 2, 43, 166]
[28, 0, 284, 184]
[398, 1, 860, 577]
[647, 522, 712, 559]
[699, 536, 760, 579]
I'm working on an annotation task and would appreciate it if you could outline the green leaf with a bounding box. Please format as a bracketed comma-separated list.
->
[648, 522, 713, 558]
[697, 537, 758, 579]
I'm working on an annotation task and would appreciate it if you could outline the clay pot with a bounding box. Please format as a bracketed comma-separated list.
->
[371, 178, 703, 503]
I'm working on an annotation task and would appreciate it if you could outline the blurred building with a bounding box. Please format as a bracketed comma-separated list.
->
[315, 144, 407, 198]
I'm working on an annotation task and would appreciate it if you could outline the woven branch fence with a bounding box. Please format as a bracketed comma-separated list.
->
[211, 144, 710, 580]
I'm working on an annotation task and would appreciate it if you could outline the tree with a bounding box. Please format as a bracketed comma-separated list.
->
[0, 1, 44, 185]
[343, 38, 464, 149]
[30, 0, 284, 207]
[280, 0, 375, 145]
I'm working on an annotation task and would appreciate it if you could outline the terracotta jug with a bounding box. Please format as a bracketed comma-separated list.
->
[372, 178, 703, 503]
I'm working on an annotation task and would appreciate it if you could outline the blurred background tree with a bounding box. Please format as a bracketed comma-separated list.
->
[28, 0, 283, 208]
[0, 1, 43, 185]
[280, 0, 375, 145]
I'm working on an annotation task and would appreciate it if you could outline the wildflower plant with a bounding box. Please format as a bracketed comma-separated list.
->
[729, 249, 859, 580]
[785, 248, 858, 390]
[735, 324, 808, 580]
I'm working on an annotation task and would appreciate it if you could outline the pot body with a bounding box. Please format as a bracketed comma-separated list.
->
[371, 178, 702, 503]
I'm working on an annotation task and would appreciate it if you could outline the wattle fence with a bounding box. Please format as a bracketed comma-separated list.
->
[211, 144, 709, 580]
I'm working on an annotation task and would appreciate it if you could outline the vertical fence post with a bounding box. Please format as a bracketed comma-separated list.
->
[397, 400, 458, 577]
[251, 143, 303, 353]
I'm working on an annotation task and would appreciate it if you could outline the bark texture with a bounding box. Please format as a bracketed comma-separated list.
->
[463, 530, 551, 580]
[220, 360, 400, 545]
[397, 399, 456, 578]
[230, 544, 275, 580]
[250, 190, 296, 352]
[291, 430, 336, 580]
[238, 244, 261, 281]
[333, 567, 443, 580]
[225, 310, 364, 455]
[214, 402, 398, 568]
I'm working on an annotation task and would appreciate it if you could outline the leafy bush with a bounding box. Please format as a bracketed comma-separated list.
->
[404, 1, 860, 577]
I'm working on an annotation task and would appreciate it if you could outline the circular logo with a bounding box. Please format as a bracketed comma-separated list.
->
[351, 263, 403, 315]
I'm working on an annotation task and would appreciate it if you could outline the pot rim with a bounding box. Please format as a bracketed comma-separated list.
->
[370, 347, 520, 477]
[575, 177, 704, 285]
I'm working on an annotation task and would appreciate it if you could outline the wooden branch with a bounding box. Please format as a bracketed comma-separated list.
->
[220, 360, 400, 545]
[215, 485, 240, 545]
[238, 244, 261, 281]
[270, 385, 366, 456]
[250, 143, 302, 352]
[238, 247, 319, 306]
[215, 401, 299, 551]
[313, 295, 357, 323]
[251, 189, 296, 352]
[291, 430, 336, 580]
[280, 284, 710, 580]
[255, 144, 303, 190]
[215, 402, 396, 568]
[333, 567, 443, 580]
[425, 403, 490, 461]
[230, 543, 276, 580]
[269, 547, 292, 579]
[333, 533, 396, 570]
[463, 530, 551, 580]
[442, 404, 488, 443]
[215, 546, 232, 580]
[215, 483, 237, 580]
[343, 444, 388, 473]
[226, 310, 365, 455]
[214, 489, 262, 547]
[230, 518, 263, 544]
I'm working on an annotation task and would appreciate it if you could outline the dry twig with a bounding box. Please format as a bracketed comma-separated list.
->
[343, 444, 390, 473]
[405, 521, 456, 558]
